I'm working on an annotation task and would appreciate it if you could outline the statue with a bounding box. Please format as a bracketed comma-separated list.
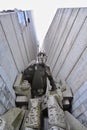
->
[0, 50, 74, 130]
[22, 50, 67, 130]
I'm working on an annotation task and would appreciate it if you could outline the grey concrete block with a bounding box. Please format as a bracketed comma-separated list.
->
[0, 90, 14, 110]
[83, 122, 87, 128]
[2, 86, 15, 107]
[83, 99, 87, 109]
[59, 80, 73, 103]
[77, 113, 87, 125]
[72, 90, 87, 112]
[14, 73, 23, 88]
[5, 101, 13, 110]
[16, 96, 28, 102]
[65, 111, 87, 130]
[0, 76, 4, 89]
[72, 98, 80, 111]
[73, 91, 80, 103]
[16, 96, 28, 106]
[84, 111, 87, 117]
[78, 82, 87, 96]
[0, 91, 7, 106]
[79, 90, 87, 104]
[0, 66, 16, 99]
[7, 94, 15, 107]
[0, 102, 6, 115]
[72, 104, 86, 118]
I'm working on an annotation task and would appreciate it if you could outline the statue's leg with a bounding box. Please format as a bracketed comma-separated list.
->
[48, 95, 66, 130]
[41, 94, 49, 130]
[24, 98, 41, 130]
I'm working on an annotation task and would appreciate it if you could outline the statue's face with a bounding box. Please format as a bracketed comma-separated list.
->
[38, 53, 47, 64]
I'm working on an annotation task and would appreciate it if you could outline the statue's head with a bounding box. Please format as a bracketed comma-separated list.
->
[37, 50, 47, 64]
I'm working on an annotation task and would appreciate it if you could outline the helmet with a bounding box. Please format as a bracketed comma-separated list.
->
[37, 50, 47, 64]
[37, 50, 46, 56]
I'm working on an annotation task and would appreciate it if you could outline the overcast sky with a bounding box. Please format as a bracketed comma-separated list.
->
[0, 0, 87, 46]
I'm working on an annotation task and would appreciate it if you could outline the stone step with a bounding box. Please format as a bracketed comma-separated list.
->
[16, 96, 28, 107]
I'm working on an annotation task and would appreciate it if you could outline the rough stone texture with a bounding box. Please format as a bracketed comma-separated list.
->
[0, 10, 37, 115]
[24, 99, 41, 129]
[0, 102, 6, 115]
[43, 8, 87, 127]
[48, 95, 66, 129]
[65, 111, 87, 130]
[13, 75, 31, 97]
[14, 73, 23, 88]
[77, 112, 87, 127]
[0, 76, 15, 115]
[72, 82, 87, 124]
[1, 107, 25, 130]
[16, 96, 28, 107]
[72, 104, 86, 118]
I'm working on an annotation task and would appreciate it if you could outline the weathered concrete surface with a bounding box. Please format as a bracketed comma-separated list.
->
[0, 107, 25, 130]
[43, 8, 87, 127]
[65, 111, 87, 130]
[0, 10, 38, 115]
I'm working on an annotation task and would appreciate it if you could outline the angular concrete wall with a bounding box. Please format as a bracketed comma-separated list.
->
[0, 10, 38, 115]
[43, 8, 87, 127]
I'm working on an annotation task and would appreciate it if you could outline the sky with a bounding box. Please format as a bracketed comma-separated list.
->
[0, 0, 87, 47]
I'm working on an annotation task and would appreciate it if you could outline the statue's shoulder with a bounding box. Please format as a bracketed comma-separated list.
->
[26, 60, 36, 69]
[45, 64, 50, 69]
[45, 64, 51, 73]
